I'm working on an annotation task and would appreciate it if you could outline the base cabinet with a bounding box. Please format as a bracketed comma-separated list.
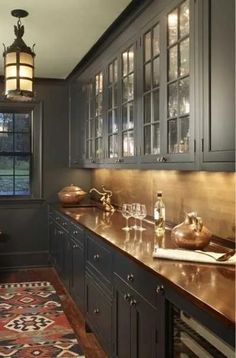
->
[114, 274, 160, 358]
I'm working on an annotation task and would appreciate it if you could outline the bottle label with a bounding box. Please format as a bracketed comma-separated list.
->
[154, 208, 160, 220]
[154, 208, 165, 220]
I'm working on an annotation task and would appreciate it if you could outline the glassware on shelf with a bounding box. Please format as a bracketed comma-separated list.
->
[121, 203, 132, 231]
[137, 204, 147, 231]
[131, 202, 140, 230]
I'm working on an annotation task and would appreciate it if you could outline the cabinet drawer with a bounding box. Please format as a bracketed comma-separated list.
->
[51, 211, 70, 230]
[85, 274, 112, 354]
[69, 222, 84, 245]
[86, 234, 112, 283]
[114, 252, 161, 307]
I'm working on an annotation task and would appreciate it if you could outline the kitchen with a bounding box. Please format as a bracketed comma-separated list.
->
[0, 0, 235, 357]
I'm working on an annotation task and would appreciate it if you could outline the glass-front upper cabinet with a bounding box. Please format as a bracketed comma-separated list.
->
[105, 41, 137, 164]
[85, 71, 104, 164]
[167, 0, 192, 159]
[141, 0, 194, 164]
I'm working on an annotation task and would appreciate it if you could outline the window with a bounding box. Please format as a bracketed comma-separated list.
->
[0, 102, 42, 199]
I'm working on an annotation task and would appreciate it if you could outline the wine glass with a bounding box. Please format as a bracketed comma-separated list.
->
[137, 204, 147, 231]
[121, 203, 132, 231]
[131, 203, 140, 230]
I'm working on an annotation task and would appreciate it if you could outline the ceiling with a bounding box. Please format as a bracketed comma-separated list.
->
[0, 0, 132, 79]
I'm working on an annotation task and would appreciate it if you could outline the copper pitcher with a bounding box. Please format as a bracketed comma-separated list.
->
[171, 212, 212, 250]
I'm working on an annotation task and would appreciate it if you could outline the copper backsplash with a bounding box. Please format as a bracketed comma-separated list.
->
[92, 169, 235, 242]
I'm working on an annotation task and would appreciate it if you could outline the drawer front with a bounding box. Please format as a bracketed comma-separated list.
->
[50, 210, 70, 230]
[69, 222, 84, 246]
[85, 274, 112, 355]
[86, 234, 112, 283]
[114, 252, 161, 307]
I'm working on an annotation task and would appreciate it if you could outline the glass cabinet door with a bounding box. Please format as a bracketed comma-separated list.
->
[166, 0, 192, 158]
[107, 59, 119, 159]
[142, 23, 161, 158]
[121, 45, 135, 159]
[94, 72, 104, 161]
[85, 82, 95, 162]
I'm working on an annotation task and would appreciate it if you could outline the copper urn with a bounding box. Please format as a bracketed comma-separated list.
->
[171, 212, 212, 250]
[58, 184, 87, 205]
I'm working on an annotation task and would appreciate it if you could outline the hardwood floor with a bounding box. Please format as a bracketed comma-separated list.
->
[0, 267, 107, 358]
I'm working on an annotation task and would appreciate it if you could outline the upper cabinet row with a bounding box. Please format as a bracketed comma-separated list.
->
[69, 0, 235, 171]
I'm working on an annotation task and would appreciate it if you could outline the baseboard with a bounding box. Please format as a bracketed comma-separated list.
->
[0, 250, 50, 271]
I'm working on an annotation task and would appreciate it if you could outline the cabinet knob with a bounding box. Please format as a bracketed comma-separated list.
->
[156, 285, 165, 295]
[161, 156, 167, 162]
[58, 230, 64, 235]
[127, 274, 134, 282]
[93, 254, 100, 261]
[130, 299, 137, 307]
[123, 293, 131, 302]
[93, 308, 100, 314]
[72, 243, 79, 249]
[62, 222, 67, 226]
[73, 230, 78, 235]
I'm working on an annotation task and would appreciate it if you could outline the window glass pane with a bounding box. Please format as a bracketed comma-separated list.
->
[122, 105, 128, 130]
[179, 77, 190, 115]
[168, 119, 178, 153]
[152, 123, 160, 154]
[122, 77, 128, 102]
[0, 133, 13, 152]
[0, 156, 13, 175]
[128, 46, 134, 73]
[108, 63, 113, 84]
[122, 131, 134, 157]
[127, 102, 134, 129]
[128, 74, 134, 100]
[180, 0, 190, 38]
[113, 109, 118, 133]
[96, 93, 102, 116]
[153, 57, 160, 87]
[95, 116, 103, 137]
[144, 31, 151, 62]
[144, 63, 151, 92]
[114, 83, 118, 107]
[108, 111, 113, 133]
[180, 117, 190, 153]
[15, 113, 31, 132]
[144, 93, 151, 124]
[15, 133, 30, 152]
[0, 176, 13, 195]
[15, 176, 30, 195]
[109, 134, 118, 158]
[153, 90, 160, 122]
[168, 9, 178, 45]
[114, 60, 118, 82]
[122, 51, 128, 76]
[15, 156, 30, 175]
[153, 24, 160, 57]
[0, 113, 13, 132]
[168, 82, 178, 118]
[168, 46, 178, 81]
[95, 138, 103, 159]
[144, 125, 151, 155]
[180, 38, 189, 77]
[108, 87, 112, 109]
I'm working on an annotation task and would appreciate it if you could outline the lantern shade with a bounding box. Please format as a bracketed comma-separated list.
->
[3, 10, 35, 102]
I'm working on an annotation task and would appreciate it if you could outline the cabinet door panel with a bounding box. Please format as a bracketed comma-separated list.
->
[203, 0, 235, 164]
[71, 240, 84, 311]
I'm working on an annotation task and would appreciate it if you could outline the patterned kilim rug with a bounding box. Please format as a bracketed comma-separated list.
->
[0, 281, 85, 357]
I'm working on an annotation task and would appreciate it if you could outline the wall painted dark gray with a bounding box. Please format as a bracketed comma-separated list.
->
[0, 80, 91, 270]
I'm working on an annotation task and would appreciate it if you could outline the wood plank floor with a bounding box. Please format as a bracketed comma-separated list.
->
[0, 267, 107, 358]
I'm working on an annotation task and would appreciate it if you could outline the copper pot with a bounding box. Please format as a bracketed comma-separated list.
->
[58, 184, 87, 205]
[171, 212, 212, 250]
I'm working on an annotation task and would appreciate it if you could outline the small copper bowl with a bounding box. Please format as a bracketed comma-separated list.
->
[58, 184, 87, 205]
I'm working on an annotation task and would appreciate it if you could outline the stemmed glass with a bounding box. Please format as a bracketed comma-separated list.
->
[137, 204, 147, 231]
[131, 203, 140, 230]
[121, 203, 132, 231]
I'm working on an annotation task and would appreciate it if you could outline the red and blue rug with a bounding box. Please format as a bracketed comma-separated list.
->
[0, 281, 85, 357]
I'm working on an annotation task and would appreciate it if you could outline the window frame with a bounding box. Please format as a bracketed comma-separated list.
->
[0, 101, 42, 200]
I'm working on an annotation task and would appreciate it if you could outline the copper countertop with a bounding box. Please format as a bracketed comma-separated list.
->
[57, 205, 235, 327]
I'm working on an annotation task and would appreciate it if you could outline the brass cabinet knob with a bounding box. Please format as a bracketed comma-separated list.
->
[93, 254, 100, 260]
[127, 274, 134, 282]
[156, 285, 165, 295]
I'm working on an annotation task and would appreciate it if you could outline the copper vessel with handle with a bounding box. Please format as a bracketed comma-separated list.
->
[58, 184, 87, 205]
[171, 212, 212, 250]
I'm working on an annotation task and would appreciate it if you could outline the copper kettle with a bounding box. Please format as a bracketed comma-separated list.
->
[58, 184, 87, 205]
[171, 212, 212, 250]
